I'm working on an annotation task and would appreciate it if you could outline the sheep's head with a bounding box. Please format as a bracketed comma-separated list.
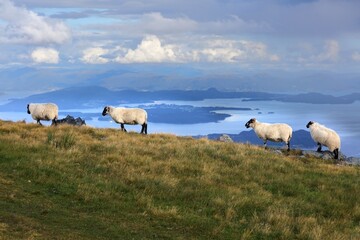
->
[27, 104, 31, 114]
[306, 121, 314, 128]
[245, 118, 256, 128]
[102, 106, 110, 116]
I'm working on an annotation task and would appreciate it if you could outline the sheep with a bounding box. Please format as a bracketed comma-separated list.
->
[306, 121, 341, 159]
[27, 103, 58, 126]
[245, 118, 293, 151]
[102, 106, 148, 134]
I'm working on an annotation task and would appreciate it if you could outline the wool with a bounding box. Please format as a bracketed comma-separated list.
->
[102, 106, 148, 134]
[306, 121, 341, 159]
[245, 118, 293, 151]
[27, 103, 58, 126]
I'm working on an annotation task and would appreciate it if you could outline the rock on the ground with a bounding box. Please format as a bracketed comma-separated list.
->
[218, 134, 233, 142]
[344, 157, 360, 165]
[54, 115, 86, 126]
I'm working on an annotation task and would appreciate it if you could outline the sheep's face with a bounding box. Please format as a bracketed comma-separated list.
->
[245, 118, 256, 128]
[102, 106, 110, 116]
[306, 121, 314, 128]
[27, 104, 31, 114]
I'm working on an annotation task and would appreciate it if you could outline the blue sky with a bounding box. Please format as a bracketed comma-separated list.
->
[0, 0, 360, 96]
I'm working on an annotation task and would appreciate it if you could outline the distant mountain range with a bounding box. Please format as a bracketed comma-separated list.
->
[2, 65, 360, 94]
[0, 86, 359, 112]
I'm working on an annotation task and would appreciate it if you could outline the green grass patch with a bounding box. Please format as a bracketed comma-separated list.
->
[0, 120, 359, 239]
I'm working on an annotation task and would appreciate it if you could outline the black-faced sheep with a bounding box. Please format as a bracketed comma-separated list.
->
[27, 103, 58, 126]
[306, 121, 341, 159]
[245, 118, 293, 151]
[102, 106, 148, 134]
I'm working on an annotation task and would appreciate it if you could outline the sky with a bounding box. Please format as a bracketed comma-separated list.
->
[0, 0, 360, 96]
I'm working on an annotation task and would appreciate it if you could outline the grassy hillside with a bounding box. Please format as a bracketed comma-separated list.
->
[0, 120, 359, 239]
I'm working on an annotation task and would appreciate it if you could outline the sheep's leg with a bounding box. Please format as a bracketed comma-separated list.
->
[121, 124, 127, 132]
[317, 143, 322, 152]
[140, 123, 147, 134]
[286, 141, 290, 151]
[51, 119, 57, 126]
[333, 148, 339, 160]
[37, 120, 43, 126]
[263, 140, 267, 149]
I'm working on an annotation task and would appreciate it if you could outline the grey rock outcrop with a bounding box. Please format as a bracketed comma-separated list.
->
[218, 134, 233, 142]
[53, 115, 86, 126]
[268, 147, 360, 165]
[301, 150, 347, 161]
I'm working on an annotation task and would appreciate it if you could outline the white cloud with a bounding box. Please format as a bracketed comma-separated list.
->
[316, 40, 339, 62]
[198, 39, 239, 61]
[31, 48, 59, 64]
[116, 35, 177, 63]
[0, 0, 71, 44]
[199, 47, 243, 63]
[269, 54, 280, 62]
[113, 36, 280, 64]
[352, 52, 360, 62]
[240, 41, 280, 62]
[192, 39, 279, 63]
[111, 36, 280, 64]
[298, 40, 340, 65]
[81, 47, 109, 64]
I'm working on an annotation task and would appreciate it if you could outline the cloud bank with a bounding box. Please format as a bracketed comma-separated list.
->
[116, 36, 176, 63]
[31, 48, 59, 64]
[0, 0, 71, 44]
[82, 36, 279, 64]
[81, 47, 109, 64]
[0, 0, 359, 69]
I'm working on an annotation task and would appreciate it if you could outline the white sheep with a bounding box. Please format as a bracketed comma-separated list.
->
[27, 103, 58, 126]
[306, 121, 341, 159]
[102, 106, 148, 134]
[245, 118, 293, 151]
